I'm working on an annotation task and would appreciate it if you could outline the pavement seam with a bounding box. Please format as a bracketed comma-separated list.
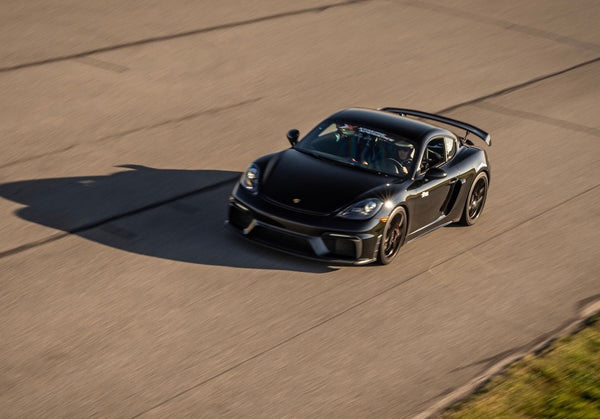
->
[1, 55, 597, 258]
[0, 176, 240, 260]
[414, 300, 600, 419]
[0, 3, 596, 415]
[437, 56, 600, 114]
[94, 98, 263, 143]
[1, 55, 598, 257]
[472, 102, 600, 138]
[0, 145, 76, 171]
[0, 0, 368, 74]
[402, 0, 600, 53]
[0, 232, 69, 259]
[129, 183, 599, 417]
[73, 56, 129, 73]
[1, 81, 597, 414]
[3, 0, 598, 75]
[4, 56, 596, 170]
[0, 97, 262, 170]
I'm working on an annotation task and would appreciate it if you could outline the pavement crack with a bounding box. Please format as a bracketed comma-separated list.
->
[0, 176, 239, 260]
[0, 232, 68, 259]
[95, 97, 262, 143]
[130, 273, 421, 418]
[73, 56, 129, 73]
[0, 0, 368, 74]
[129, 183, 600, 417]
[0, 98, 261, 170]
[0, 145, 76, 170]
[403, 0, 600, 53]
[437, 57, 600, 114]
[3, 55, 598, 170]
[472, 102, 600, 137]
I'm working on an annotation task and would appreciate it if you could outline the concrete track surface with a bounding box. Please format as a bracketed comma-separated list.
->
[1, 1, 599, 417]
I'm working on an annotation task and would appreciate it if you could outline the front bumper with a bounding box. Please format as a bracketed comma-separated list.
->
[227, 194, 383, 265]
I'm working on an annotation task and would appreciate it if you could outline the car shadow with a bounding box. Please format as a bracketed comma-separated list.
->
[0, 164, 335, 273]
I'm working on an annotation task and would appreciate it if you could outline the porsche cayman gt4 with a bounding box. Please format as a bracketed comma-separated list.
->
[227, 107, 491, 265]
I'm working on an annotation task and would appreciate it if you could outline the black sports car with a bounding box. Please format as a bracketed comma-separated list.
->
[228, 108, 491, 265]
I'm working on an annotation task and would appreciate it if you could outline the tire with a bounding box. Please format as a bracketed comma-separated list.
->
[460, 172, 488, 226]
[377, 206, 408, 265]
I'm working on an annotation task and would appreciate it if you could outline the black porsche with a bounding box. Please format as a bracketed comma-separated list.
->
[227, 108, 491, 265]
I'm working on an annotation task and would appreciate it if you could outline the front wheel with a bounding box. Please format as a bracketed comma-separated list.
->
[377, 206, 408, 265]
[460, 172, 488, 225]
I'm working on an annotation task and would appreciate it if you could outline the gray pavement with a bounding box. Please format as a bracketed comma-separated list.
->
[1, 0, 599, 417]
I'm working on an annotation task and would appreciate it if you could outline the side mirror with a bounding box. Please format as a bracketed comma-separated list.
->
[425, 167, 447, 180]
[287, 129, 299, 147]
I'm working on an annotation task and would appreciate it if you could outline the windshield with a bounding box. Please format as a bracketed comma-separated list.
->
[296, 119, 417, 177]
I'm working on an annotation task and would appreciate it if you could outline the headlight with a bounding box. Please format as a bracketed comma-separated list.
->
[337, 198, 383, 220]
[240, 163, 259, 194]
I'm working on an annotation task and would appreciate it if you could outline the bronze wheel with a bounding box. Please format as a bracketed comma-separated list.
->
[461, 172, 488, 225]
[378, 207, 407, 265]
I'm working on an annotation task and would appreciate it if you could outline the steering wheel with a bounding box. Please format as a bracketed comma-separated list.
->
[382, 158, 406, 175]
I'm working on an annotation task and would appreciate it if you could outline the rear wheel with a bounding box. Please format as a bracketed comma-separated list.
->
[377, 206, 407, 265]
[460, 172, 488, 225]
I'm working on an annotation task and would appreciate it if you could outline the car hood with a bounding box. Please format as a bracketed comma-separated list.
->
[260, 149, 389, 215]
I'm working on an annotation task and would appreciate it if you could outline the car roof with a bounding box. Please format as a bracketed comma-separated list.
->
[329, 108, 452, 142]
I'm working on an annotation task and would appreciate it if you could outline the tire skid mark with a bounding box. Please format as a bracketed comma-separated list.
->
[0, 97, 261, 170]
[1, 56, 598, 258]
[403, 0, 600, 53]
[130, 183, 599, 418]
[438, 57, 600, 114]
[2, 55, 598, 258]
[73, 56, 129, 73]
[95, 97, 262, 143]
[0, 51, 597, 414]
[0, 176, 239, 260]
[0, 232, 68, 259]
[473, 102, 600, 138]
[0, 145, 76, 171]
[0, 0, 367, 74]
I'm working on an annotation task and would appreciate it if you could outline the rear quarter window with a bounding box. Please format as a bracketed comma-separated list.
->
[445, 137, 457, 160]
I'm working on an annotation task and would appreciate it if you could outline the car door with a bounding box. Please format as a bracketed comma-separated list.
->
[408, 136, 460, 233]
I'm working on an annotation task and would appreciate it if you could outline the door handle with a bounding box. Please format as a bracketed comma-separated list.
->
[449, 178, 466, 185]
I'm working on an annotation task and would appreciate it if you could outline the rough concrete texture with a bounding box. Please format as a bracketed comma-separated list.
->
[0, 0, 599, 417]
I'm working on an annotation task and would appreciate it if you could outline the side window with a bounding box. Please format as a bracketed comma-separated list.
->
[317, 123, 338, 137]
[444, 136, 457, 160]
[420, 138, 446, 171]
[309, 123, 343, 155]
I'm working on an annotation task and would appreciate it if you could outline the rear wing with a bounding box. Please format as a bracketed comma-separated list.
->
[379, 107, 491, 146]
